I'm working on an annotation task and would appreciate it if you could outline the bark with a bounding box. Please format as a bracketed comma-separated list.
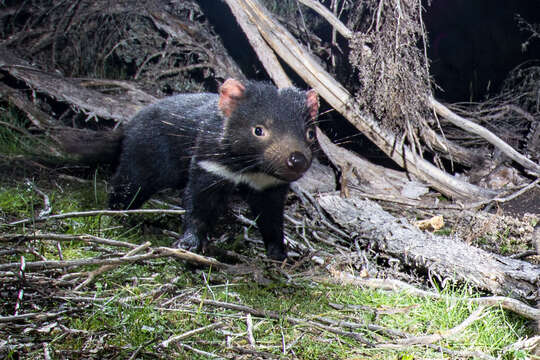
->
[318, 194, 540, 301]
[0, 48, 148, 124]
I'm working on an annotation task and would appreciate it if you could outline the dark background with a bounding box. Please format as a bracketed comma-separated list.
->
[200, 0, 540, 103]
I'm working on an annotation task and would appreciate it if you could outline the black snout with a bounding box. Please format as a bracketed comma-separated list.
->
[287, 151, 309, 173]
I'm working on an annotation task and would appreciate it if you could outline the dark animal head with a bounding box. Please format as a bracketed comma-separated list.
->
[218, 78, 319, 182]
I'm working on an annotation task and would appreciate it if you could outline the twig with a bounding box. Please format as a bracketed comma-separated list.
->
[430, 97, 540, 175]
[0, 246, 226, 271]
[427, 344, 498, 360]
[160, 321, 224, 348]
[74, 242, 152, 290]
[173, 342, 224, 358]
[8, 208, 185, 226]
[377, 306, 487, 348]
[0, 309, 71, 323]
[246, 313, 256, 347]
[0, 252, 160, 271]
[321, 271, 540, 321]
[0, 233, 138, 249]
[14, 255, 26, 316]
[465, 177, 540, 209]
[26, 179, 51, 217]
[157, 247, 228, 268]
[190, 297, 373, 346]
[509, 250, 538, 259]
[296, 0, 352, 39]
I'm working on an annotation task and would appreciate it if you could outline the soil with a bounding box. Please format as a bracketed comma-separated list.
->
[500, 185, 540, 216]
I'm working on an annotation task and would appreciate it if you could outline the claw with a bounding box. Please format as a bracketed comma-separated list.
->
[173, 232, 201, 252]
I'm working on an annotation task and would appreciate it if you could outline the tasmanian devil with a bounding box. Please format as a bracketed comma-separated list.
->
[64, 79, 319, 260]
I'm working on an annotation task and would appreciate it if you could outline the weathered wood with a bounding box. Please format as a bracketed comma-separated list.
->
[419, 125, 489, 169]
[0, 48, 146, 123]
[430, 97, 540, 175]
[147, 8, 245, 82]
[316, 128, 430, 201]
[224, 0, 291, 87]
[0, 82, 55, 128]
[318, 194, 540, 301]
[296, 0, 353, 39]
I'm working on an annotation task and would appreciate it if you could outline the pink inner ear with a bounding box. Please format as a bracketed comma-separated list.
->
[218, 79, 246, 117]
[306, 89, 319, 120]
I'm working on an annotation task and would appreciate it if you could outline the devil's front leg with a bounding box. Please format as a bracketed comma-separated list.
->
[244, 184, 289, 261]
[174, 165, 231, 253]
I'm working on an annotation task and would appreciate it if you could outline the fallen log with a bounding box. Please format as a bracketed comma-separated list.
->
[318, 194, 540, 301]
[0, 48, 148, 124]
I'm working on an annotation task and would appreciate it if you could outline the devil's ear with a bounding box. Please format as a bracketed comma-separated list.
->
[306, 89, 319, 121]
[218, 79, 246, 117]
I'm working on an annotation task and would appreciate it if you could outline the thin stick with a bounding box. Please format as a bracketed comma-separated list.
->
[0, 246, 226, 271]
[430, 97, 540, 175]
[321, 272, 540, 321]
[74, 242, 152, 290]
[160, 322, 224, 348]
[296, 0, 352, 39]
[0, 233, 138, 249]
[173, 342, 223, 358]
[0, 252, 160, 271]
[190, 297, 373, 346]
[26, 179, 51, 217]
[8, 208, 185, 226]
[157, 247, 227, 268]
[246, 313, 256, 347]
[465, 177, 540, 209]
[376, 306, 487, 348]
[0, 309, 71, 323]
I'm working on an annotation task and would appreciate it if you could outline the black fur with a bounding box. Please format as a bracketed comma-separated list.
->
[69, 80, 318, 260]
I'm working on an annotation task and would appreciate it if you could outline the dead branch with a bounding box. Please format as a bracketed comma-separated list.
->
[156, 247, 227, 268]
[377, 306, 487, 348]
[296, 0, 353, 39]
[419, 125, 489, 168]
[8, 208, 186, 226]
[0, 82, 55, 128]
[0, 309, 72, 324]
[431, 97, 540, 175]
[321, 273, 540, 321]
[0, 233, 138, 249]
[316, 127, 430, 203]
[0, 252, 160, 271]
[160, 322, 225, 348]
[74, 242, 152, 290]
[0, 48, 144, 123]
[465, 177, 540, 209]
[225, 0, 291, 88]
[0, 246, 225, 272]
[318, 194, 540, 301]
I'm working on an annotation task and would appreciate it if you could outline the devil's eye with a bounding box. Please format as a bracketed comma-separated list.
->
[253, 126, 265, 137]
[306, 128, 316, 141]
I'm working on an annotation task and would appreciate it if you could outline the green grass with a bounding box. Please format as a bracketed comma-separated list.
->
[0, 169, 535, 359]
[0, 105, 52, 157]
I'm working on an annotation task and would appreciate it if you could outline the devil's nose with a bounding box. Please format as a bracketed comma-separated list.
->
[287, 151, 309, 173]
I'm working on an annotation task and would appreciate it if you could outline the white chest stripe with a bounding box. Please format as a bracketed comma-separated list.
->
[198, 160, 285, 191]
